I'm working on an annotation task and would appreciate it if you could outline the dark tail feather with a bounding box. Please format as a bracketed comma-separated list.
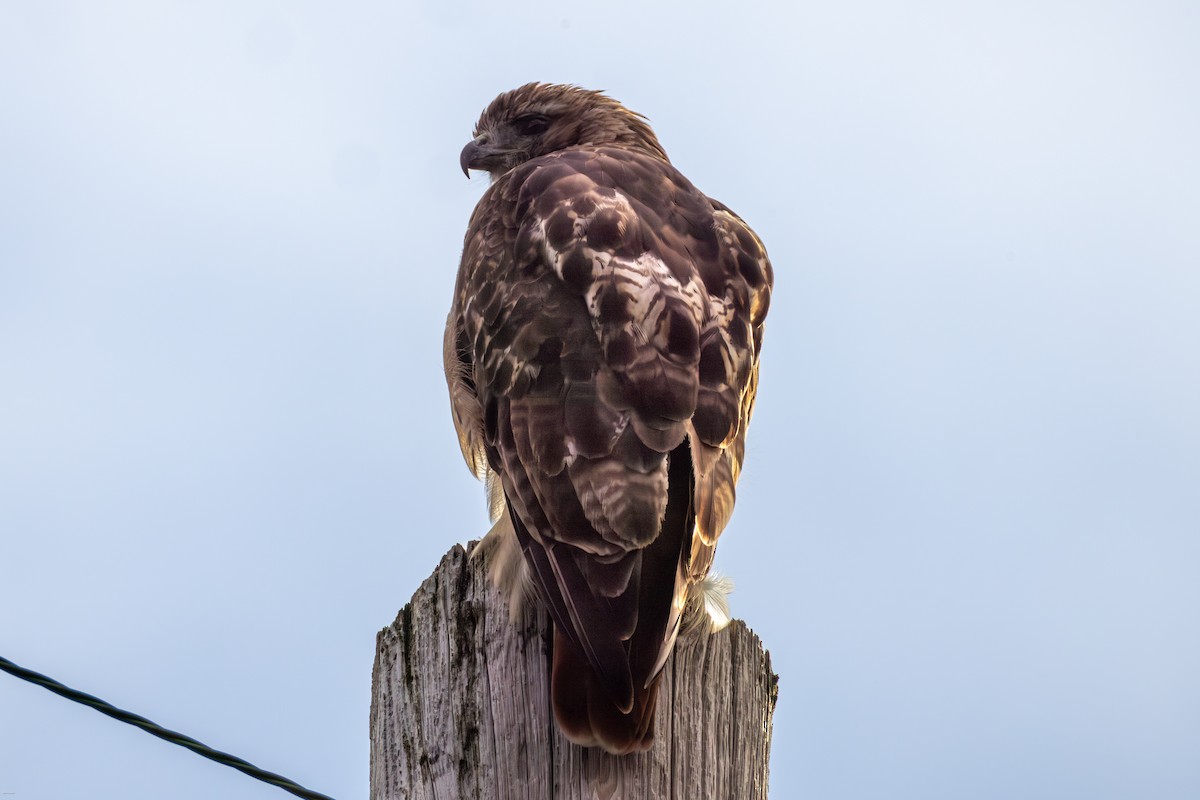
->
[551, 624, 661, 755]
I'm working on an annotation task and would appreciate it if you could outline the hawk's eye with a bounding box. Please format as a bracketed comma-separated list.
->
[513, 114, 551, 136]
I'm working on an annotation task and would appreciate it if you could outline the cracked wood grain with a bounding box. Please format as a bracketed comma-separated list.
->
[370, 543, 777, 800]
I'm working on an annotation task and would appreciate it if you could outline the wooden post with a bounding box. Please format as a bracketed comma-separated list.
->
[370, 543, 778, 800]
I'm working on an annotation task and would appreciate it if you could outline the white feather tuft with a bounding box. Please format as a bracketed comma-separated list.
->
[697, 573, 734, 632]
[680, 571, 736, 636]
[470, 507, 533, 621]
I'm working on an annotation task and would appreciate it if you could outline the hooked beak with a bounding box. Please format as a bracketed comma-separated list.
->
[459, 138, 507, 178]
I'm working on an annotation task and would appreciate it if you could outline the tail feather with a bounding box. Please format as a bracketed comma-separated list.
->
[499, 440, 695, 755]
[551, 624, 660, 755]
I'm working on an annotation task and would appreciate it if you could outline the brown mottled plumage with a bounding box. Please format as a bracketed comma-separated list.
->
[446, 83, 772, 755]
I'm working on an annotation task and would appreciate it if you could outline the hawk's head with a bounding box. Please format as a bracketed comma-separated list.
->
[460, 83, 669, 180]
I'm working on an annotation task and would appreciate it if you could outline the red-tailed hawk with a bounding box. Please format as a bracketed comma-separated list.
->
[446, 83, 772, 755]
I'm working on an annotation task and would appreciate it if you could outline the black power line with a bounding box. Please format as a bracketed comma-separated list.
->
[0, 654, 337, 800]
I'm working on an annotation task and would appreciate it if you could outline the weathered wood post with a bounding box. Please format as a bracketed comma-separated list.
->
[370, 542, 778, 799]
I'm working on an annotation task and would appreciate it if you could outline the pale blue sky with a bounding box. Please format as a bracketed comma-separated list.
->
[2, 2, 1198, 799]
